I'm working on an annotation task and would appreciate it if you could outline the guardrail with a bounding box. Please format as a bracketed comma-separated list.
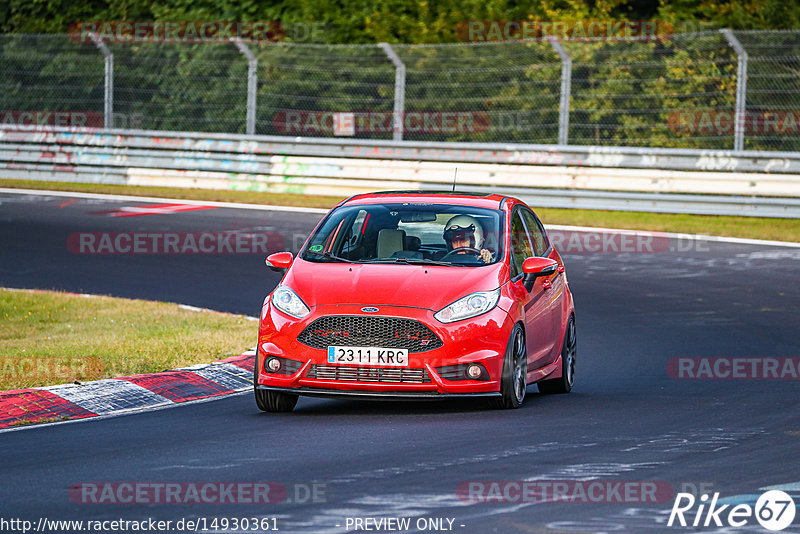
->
[2, 126, 800, 218]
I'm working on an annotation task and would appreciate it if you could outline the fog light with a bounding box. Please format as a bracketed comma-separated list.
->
[266, 357, 282, 373]
[466, 364, 482, 379]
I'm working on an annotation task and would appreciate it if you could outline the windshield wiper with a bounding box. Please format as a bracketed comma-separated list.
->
[310, 253, 468, 266]
[307, 251, 358, 263]
[367, 258, 464, 267]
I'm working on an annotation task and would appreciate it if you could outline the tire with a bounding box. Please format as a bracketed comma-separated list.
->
[489, 324, 527, 409]
[538, 315, 576, 394]
[254, 355, 299, 413]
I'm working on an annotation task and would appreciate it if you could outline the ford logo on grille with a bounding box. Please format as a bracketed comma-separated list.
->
[361, 307, 380, 313]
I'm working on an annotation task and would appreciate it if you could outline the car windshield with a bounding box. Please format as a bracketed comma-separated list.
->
[301, 203, 505, 267]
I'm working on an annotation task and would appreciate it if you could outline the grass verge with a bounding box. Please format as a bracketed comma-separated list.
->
[2, 179, 799, 242]
[11, 416, 70, 427]
[0, 288, 255, 391]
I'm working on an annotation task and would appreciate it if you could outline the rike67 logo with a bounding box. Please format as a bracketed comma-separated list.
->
[668, 490, 796, 531]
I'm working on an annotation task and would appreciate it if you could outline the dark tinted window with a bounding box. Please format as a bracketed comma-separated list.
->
[509, 210, 533, 278]
[521, 209, 549, 257]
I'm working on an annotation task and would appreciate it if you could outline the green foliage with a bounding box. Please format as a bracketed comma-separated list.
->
[1, 1, 799, 149]
[2, 0, 799, 41]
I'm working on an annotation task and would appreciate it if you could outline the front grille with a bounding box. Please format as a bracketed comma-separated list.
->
[307, 364, 432, 383]
[298, 316, 443, 353]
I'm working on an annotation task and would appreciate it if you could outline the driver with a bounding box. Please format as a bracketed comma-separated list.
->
[443, 215, 494, 263]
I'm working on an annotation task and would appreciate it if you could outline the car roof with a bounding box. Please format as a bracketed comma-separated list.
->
[342, 190, 513, 209]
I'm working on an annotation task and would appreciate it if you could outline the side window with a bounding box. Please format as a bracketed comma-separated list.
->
[340, 210, 369, 256]
[510, 210, 534, 278]
[521, 209, 550, 257]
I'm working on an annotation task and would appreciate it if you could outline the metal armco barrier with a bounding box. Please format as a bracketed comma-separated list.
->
[2, 126, 800, 218]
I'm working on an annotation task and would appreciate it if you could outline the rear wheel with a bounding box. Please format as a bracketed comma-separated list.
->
[254, 355, 298, 413]
[538, 315, 576, 394]
[489, 324, 527, 409]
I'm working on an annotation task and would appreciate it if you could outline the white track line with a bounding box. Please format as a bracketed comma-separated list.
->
[0, 288, 259, 320]
[0, 390, 250, 434]
[0, 187, 328, 214]
[2, 187, 798, 248]
[545, 224, 800, 248]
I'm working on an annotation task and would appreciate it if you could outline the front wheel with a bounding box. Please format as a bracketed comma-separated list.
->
[255, 388, 298, 412]
[538, 315, 576, 394]
[254, 355, 298, 412]
[489, 324, 527, 409]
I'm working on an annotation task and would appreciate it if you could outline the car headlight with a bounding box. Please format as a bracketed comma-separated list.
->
[434, 288, 500, 323]
[271, 286, 310, 319]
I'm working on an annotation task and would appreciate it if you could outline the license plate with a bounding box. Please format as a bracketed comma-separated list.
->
[327, 346, 409, 367]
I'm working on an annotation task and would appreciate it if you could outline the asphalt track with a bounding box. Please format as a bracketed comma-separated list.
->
[1, 190, 800, 533]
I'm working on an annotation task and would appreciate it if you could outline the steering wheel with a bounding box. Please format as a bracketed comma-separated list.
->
[442, 247, 481, 260]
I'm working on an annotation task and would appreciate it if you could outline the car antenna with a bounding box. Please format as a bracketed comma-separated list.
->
[452, 167, 458, 192]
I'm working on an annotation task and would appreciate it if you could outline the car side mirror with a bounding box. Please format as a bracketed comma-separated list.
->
[522, 257, 558, 291]
[266, 252, 293, 273]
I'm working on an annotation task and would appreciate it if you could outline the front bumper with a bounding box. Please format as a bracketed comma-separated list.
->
[256, 385, 501, 401]
[257, 302, 515, 396]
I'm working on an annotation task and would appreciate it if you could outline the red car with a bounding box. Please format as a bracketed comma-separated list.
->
[255, 191, 576, 412]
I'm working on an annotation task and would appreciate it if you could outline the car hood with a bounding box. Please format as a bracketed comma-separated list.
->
[282, 258, 506, 311]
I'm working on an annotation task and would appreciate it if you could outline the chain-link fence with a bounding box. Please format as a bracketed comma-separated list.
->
[2, 31, 800, 150]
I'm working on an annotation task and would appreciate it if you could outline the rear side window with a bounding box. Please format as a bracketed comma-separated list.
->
[521, 209, 550, 257]
[509, 211, 533, 278]
[340, 209, 369, 256]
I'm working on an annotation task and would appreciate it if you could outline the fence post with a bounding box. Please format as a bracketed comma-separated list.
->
[379, 43, 406, 142]
[720, 29, 748, 151]
[232, 38, 258, 136]
[548, 37, 572, 146]
[89, 33, 114, 129]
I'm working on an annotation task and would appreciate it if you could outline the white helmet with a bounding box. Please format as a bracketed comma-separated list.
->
[443, 215, 484, 250]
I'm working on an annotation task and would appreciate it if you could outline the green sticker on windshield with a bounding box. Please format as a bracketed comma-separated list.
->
[309, 245, 323, 252]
